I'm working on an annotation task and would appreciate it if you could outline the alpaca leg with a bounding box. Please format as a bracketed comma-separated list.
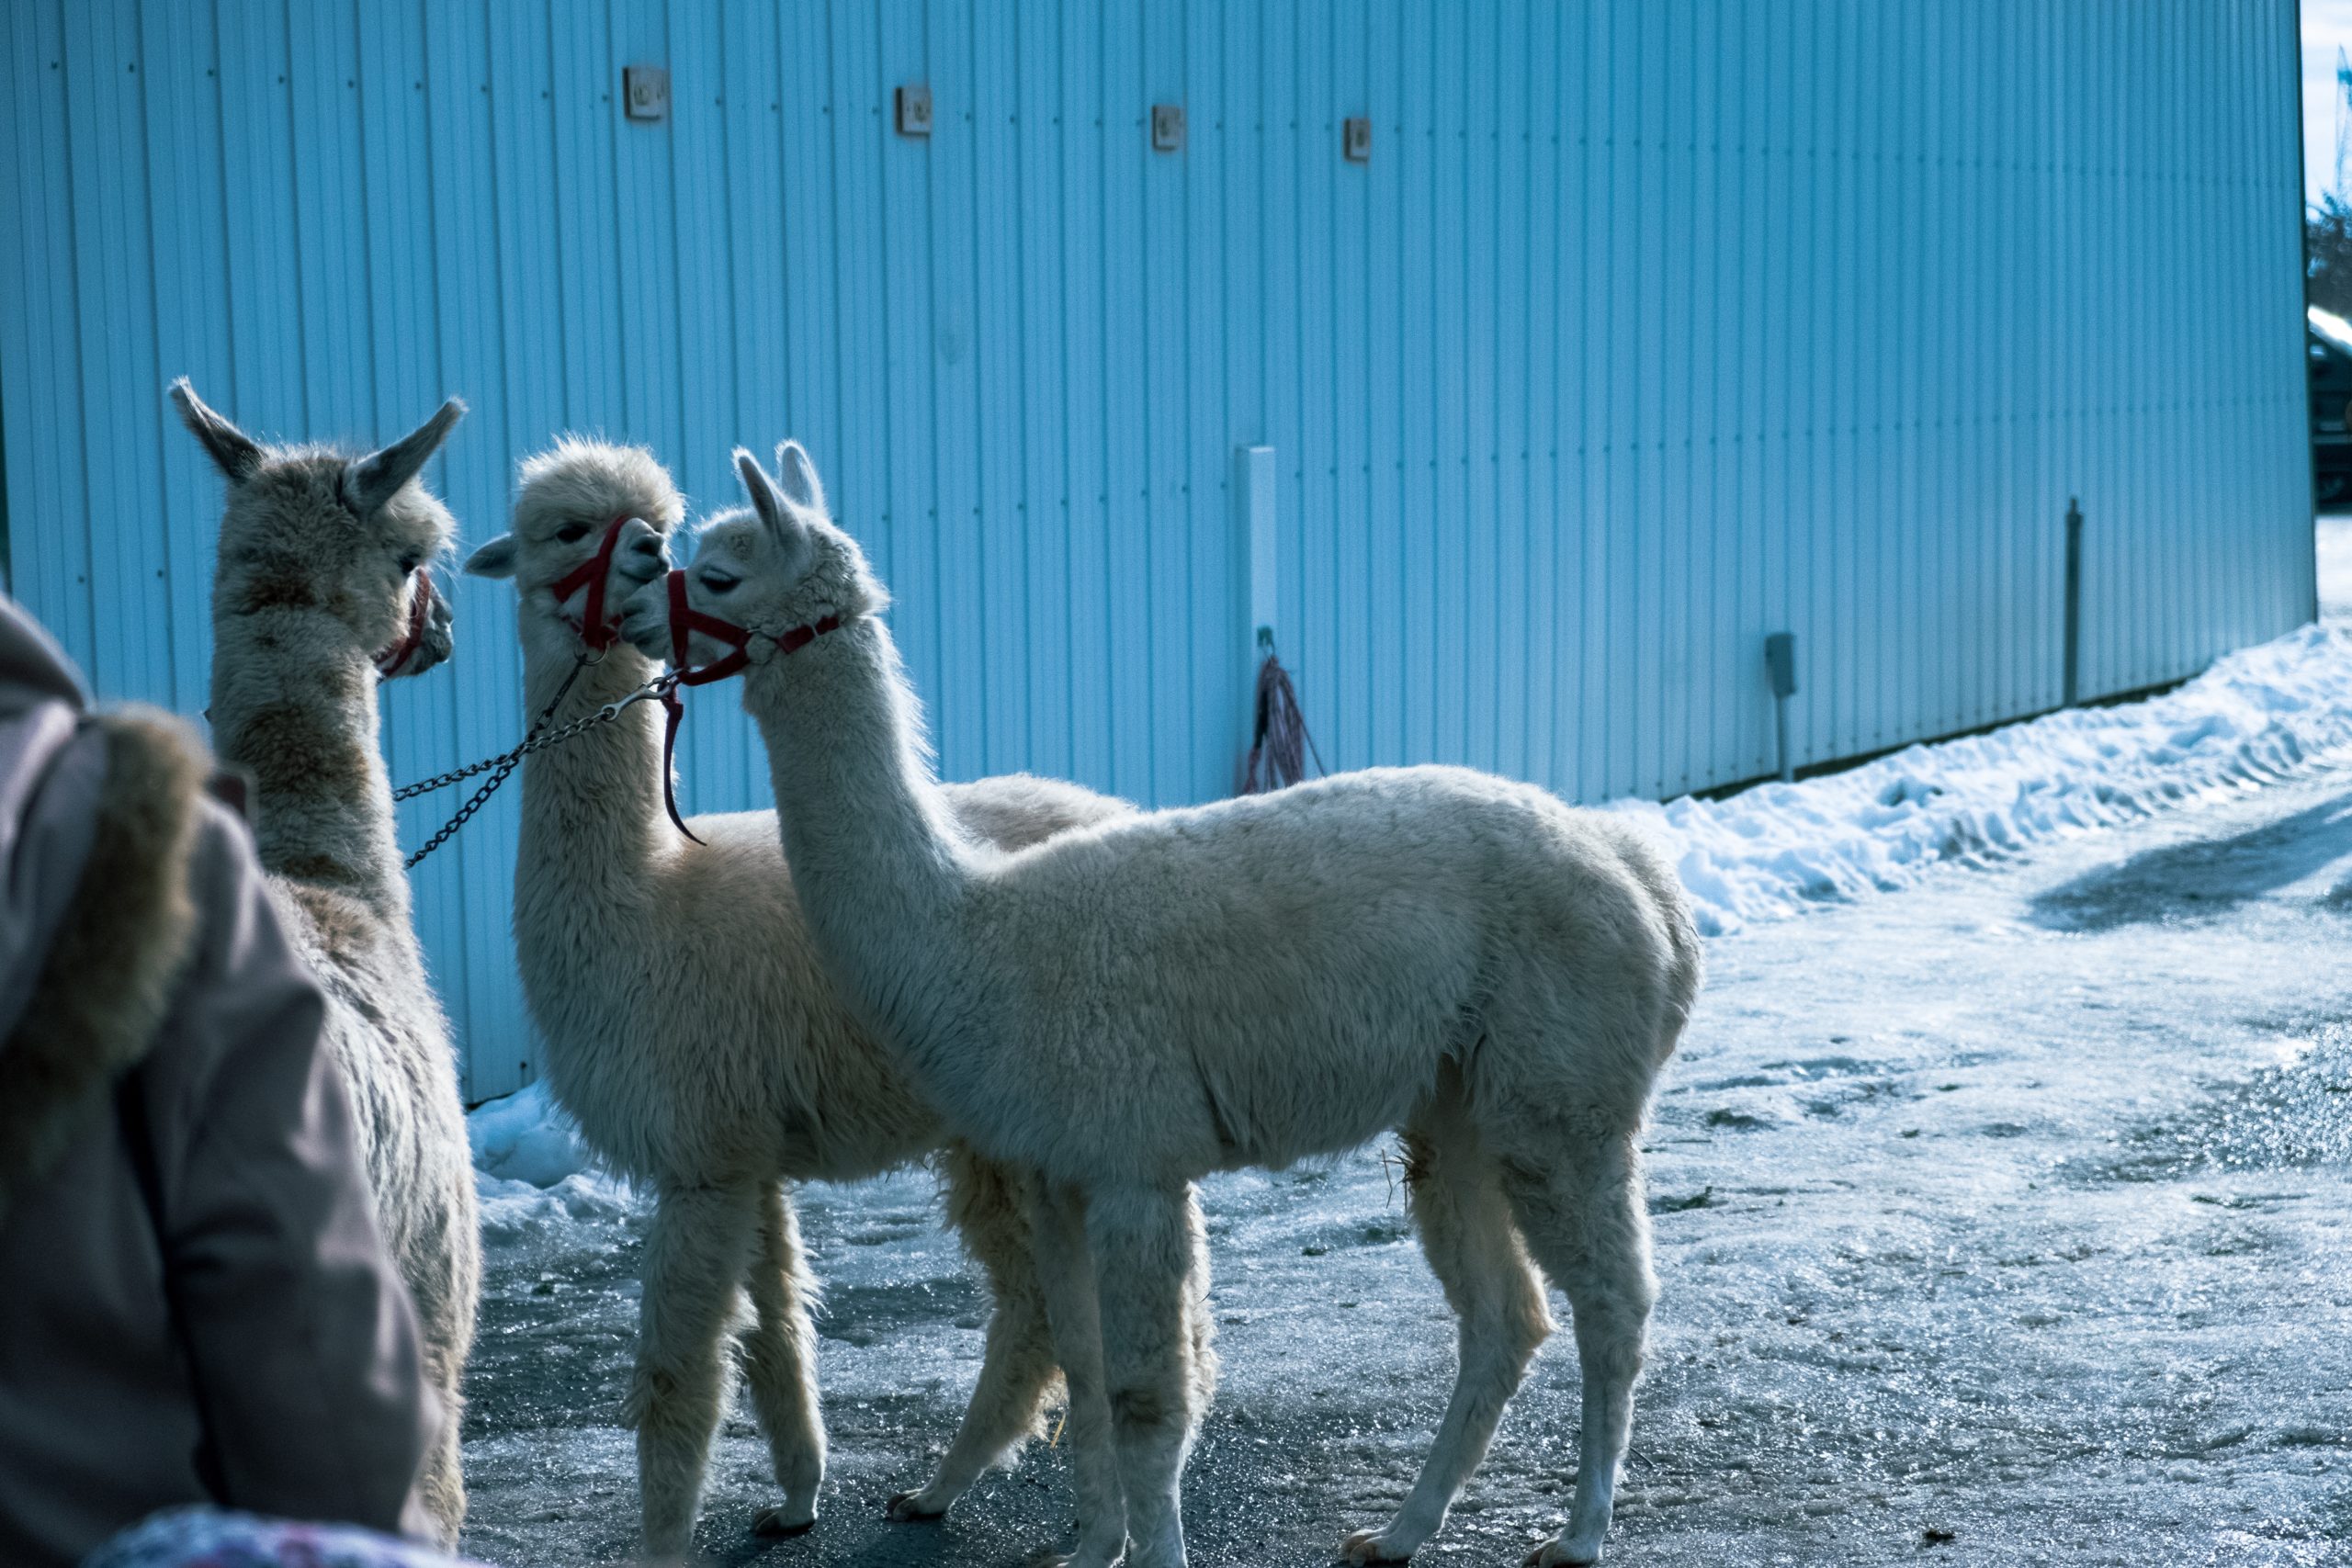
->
[1029, 1180, 1127, 1568]
[1086, 1184, 1206, 1568]
[1340, 1126, 1552, 1564]
[414, 1341, 468, 1548]
[890, 1148, 1062, 1520]
[1501, 1134, 1656, 1568]
[628, 1184, 761, 1563]
[403, 1173, 479, 1549]
[1178, 1184, 1218, 1432]
[737, 1181, 825, 1536]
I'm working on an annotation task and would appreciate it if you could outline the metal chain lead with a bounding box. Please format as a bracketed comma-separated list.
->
[393, 656, 588, 803]
[400, 659, 679, 871]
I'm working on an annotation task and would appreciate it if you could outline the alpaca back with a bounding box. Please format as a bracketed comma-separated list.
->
[942, 773, 1133, 852]
[517, 758, 1134, 1191]
[916, 766, 1696, 1180]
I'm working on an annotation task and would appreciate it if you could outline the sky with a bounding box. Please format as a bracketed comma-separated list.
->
[2306, 0, 2352, 204]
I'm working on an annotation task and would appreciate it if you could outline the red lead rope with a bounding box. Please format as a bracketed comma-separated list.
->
[549, 514, 637, 650]
[657, 567, 841, 844]
[659, 570, 748, 845]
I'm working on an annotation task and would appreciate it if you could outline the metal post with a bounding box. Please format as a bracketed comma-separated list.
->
[1764, 632, 1798, 784]
[2062, 497, 2083, 707]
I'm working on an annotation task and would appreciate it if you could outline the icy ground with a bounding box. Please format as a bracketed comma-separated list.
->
[460, 536, 2352, 1567]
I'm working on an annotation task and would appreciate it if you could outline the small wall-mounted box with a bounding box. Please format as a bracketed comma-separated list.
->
[1764, 631, 1798, 699]
[1342, 117, 1372, 163]
[896, 84, 933, 137]
[622, 64, 668, 122]
[1152, 103, 1185, 152]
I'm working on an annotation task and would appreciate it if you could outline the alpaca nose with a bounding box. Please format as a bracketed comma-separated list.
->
[624, 533, 669, 580]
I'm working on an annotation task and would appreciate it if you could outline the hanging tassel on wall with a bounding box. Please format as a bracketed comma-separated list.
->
[1240, 633, 1327, 795]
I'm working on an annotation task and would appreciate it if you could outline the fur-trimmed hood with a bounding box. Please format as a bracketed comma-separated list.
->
[0, 597, 105, 1046]
[0, 596, 208, 1226]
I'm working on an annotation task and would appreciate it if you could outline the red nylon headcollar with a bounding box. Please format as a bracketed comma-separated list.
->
[656, 567, 842, 844]
[667, 568, 755, 689]
[549, 514, 636, 650]
[374, 566, 436, 679]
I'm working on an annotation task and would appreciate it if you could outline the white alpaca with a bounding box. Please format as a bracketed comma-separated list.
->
[621, 445, 1703, 1568]
[171, 381, 479, 1544]
[461, 440, 1211, 1562]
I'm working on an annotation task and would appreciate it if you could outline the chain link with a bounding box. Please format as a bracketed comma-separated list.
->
[399, 659, 679, 871]
[392, 657, 587, 803]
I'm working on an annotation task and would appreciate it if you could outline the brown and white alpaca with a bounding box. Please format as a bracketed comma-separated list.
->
[459, 439, 1210, 1562]
[623, 444, 1702, 1568]
[172, 380, 479, 1545]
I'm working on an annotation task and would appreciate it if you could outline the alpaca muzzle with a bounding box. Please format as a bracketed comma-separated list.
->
[652, 568, 842, 845]
[549, 514, 643, 651]
[373, 567, 440, 679]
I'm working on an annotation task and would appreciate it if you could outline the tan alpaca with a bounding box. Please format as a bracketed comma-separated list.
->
[171, 380, 479, 1544]
[460, 439, 1212, 1562]
[622, 445, 1702, 1568]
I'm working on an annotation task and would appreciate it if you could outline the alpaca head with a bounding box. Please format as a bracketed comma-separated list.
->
[173, 378, 462, 681]
[616, 441, 886, 667]
[463, 437, 678, 663]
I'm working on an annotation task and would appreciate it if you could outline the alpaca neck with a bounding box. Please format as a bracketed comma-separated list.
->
[742, 618, 970, 1043]
[208, 615, 406, 920]
[514, 636, 671, 918]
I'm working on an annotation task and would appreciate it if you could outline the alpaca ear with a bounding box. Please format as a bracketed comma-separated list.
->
[168, 378, 263, 483]
[775, 439, 827, 517]
[345, 398, 467, 515]
[463, 535, 518, 579]
[736, 447, 801, 539]
[737, 447, 820, 580]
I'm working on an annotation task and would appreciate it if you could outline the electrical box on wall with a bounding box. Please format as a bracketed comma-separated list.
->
[622, 64, 668, 122]
[897, 84, 933, 137]
[1343, 117, 1372, 163]
[1152, 103, 1185, 152]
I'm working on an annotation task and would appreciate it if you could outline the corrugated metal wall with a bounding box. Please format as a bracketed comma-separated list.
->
[0, 0, 2312, 1100]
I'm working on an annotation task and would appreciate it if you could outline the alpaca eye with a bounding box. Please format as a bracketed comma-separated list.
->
[397, 552, 424, 576]
[555, 522, 592, 544]
[699, 570, 740, 595]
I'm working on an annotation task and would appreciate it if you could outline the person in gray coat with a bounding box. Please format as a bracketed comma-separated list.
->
[0, 594, 442, 1565]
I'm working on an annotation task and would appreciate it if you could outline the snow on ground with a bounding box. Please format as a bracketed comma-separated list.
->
[460, 525, 2352, 1565]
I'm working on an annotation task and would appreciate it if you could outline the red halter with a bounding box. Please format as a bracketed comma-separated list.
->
[374, 566, 437, 679]
[548, 515, 637, 650]
[657, 567, 842, 844]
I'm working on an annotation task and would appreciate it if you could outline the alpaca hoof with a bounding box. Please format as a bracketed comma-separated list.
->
[1524, 1536, 1602, 1567]
[1339, 1527, 1415, 1563]
[752, 1506, 817, 1539]
[887, 1489, 948, 1522]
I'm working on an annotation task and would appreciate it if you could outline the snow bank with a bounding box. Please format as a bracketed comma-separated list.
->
[467, 1081, 594, 1186]
[1616, 619, 2352, 937]
[475, 1169, 636, 1244]
[465, 1079, 637, 1204]
[2321, 520, 2352, 621]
